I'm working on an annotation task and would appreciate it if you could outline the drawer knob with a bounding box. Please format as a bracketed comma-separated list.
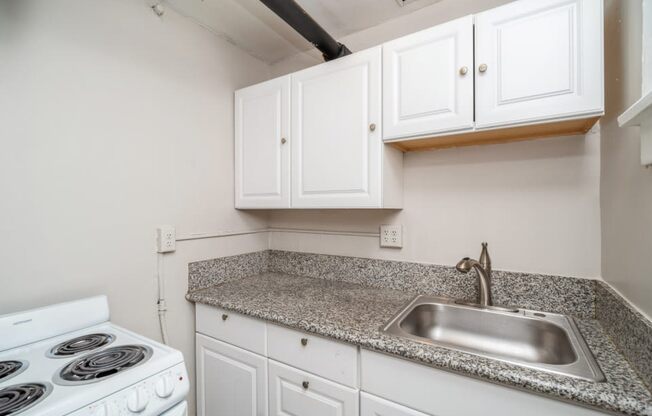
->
[369, 123, 376, 132]
[302, 381, 309, 389]
[281, 137, 287, 144]
[478, 63, 488, 73]
[221, 314, 228, 321]
[459, 66, 468, 76]
[300, 338, 308, 346]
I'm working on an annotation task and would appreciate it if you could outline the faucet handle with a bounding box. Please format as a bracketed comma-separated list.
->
[479, 242, 491, 272]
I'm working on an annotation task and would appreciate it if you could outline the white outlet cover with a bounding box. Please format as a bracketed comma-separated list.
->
[156, 225, 176, 253]
[380, 224, 403, 248]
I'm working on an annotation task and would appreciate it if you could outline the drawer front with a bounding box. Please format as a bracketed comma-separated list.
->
[361, 392, 428, 416]
[195, 303, 267, 355]
[267, 324, 358, 387]
[361, 350, 608, 416]
[268, 360, 358, 416]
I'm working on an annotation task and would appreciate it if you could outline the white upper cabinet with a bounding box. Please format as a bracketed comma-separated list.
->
[474, 0, 604, 129]
[233, 0, 605, 207]
[291, 46, 400, 208]
[235, 76, 290, 208]
[383, 15, 474, 140]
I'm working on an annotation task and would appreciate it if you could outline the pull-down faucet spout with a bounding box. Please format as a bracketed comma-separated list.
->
[456, 243, 492, 307]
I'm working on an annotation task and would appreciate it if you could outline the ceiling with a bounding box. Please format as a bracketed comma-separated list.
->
[165, 0, 443, 64]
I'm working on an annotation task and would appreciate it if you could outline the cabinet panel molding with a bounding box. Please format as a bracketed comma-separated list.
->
[196, 334, 268, 416]
[291, 47, 384, 208]
[383, 15, 475, 140]
[235, 75, 291, 208]
[474, 0, 604, 128]
[268, 360, 358, 416]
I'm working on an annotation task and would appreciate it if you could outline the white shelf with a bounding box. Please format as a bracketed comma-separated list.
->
[618, 91, 652, 127]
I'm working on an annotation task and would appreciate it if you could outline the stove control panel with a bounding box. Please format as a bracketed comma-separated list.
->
[71, 363, 189, 416]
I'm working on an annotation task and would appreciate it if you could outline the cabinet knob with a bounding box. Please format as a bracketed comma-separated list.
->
[302, 381, 309, 389]
[478, 63, 488, 73]
[281, 137, 287, 144]
[459, 66, 468, 76]
[369, 123, 376, 132]
[221, 314, 228, 321]
[300, 338, 308, 346]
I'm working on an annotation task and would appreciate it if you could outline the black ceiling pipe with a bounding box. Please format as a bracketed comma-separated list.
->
[259, 0, 352, 61]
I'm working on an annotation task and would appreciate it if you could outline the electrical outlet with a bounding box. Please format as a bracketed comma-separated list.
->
[156, 226, 176, 253]
[380, 224, 403, 248]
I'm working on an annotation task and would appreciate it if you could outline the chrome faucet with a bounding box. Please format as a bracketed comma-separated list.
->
[456, 242, 492, 307]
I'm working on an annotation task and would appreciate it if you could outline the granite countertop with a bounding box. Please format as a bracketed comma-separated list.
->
[186, 272, 652, 416]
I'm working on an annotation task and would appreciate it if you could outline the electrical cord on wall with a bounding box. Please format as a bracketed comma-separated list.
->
[154, 226, 379, 345]
[156, 253, 170, 345]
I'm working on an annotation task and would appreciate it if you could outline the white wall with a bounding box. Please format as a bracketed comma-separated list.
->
[267, 0, 602, 278]
[0, 0, 271, 413]
[601, 0, 652, 317]
[270, 132, 601, 277]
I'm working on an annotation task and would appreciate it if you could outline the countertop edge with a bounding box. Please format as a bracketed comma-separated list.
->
[186, 288, 652, 416]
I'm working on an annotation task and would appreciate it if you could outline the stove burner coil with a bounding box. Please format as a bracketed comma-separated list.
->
[0, 362, 26, 383]
[0, 383, 50, 416]
[55, 345, 152, 385]
[48, 333, 115, 358]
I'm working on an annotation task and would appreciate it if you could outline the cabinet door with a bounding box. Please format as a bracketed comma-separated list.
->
[235, 76, 290, 208]
[291, 47, 382, 208]
[196, 334, 268, 416]
[268, 360, 358, 416]
[474, 0, 603, 129]
[383, 15, 474, 140]
[361, 350, 608, 416]
[361, 393, 429, 416]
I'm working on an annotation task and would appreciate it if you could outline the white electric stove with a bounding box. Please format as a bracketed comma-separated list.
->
[0, 296, 189, 416]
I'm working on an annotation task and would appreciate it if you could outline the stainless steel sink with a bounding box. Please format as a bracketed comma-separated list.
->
[382, 295, 605, 381]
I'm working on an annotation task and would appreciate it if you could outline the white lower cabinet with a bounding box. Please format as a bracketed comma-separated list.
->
[361, 393, 429, 416]
[267, 324, 358, 388]
[196, 307, 608, 416]
[361, 350, 607, 416]
[268, 360, 359, 416]
[195, 334, 268, 416]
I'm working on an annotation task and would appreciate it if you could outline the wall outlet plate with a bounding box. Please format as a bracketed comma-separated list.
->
[380, 224, 403, 248]
[156, 226, 176, 253]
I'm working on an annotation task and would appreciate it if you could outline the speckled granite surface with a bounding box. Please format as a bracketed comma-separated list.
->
[190, 250, 596, 318]
[188, 250, 268, 291]
[269, 250, 596, 318]
[187, 272, 652, 416]
[596, 281, 652, 390]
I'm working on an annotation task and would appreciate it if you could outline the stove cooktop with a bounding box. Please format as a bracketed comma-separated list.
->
[0, 296, 187, 416]
[0, 362, 26, 384]
[0, 323, 183, 416]
[48, 333, 115, 358]
[0, 383, 51, 416]
[55, 344, 152, 386]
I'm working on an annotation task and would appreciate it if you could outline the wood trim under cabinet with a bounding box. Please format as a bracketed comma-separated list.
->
[388, 116, 600, 152]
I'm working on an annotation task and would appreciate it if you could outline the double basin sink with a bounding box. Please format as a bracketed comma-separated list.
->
[382, 295, 604, 381]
